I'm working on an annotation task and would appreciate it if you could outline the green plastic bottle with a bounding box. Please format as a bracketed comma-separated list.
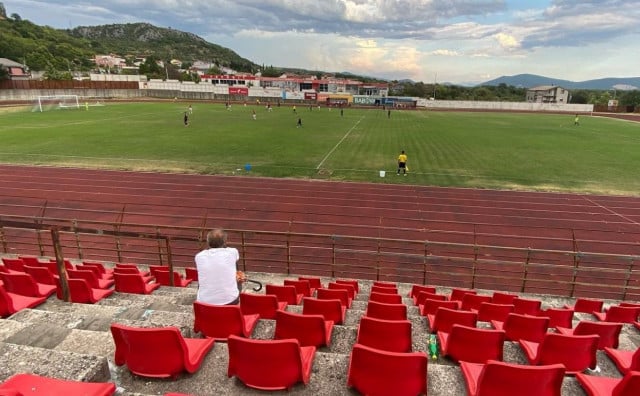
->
[428, 334, 438, 360]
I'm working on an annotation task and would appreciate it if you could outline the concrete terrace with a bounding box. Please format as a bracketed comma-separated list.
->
[1, 259, 639, 395]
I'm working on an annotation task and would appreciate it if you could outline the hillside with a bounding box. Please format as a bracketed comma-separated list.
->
[481, 73, 640, 90]
[0, 16, 98, 71]
[67, 23, 258, 73]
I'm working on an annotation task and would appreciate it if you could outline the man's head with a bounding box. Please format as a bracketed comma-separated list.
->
[207, 228, 227, 248]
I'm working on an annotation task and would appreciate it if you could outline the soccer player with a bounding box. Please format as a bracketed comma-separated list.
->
[184, 112, 189, 126]
[397, 150, 407, 175]
[252, 110, 257, 120]
[188, 104, 193, 115]
[574, 114, 579, 126]
[297, 117, 302, 128]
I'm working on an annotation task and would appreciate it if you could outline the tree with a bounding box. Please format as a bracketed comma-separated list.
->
[619, 90, 640, 106]
[10, 12, 20, 21]
[0, 2, 7, 19]
[261, 65, 281, 77]
[206, 65, 221, 75]
[0, 65, 8, 80]
[138, 56, 164, 79]
[569, 90, 589, 104]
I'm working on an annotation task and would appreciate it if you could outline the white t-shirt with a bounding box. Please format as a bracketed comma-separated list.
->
[195, 247, 240, 305]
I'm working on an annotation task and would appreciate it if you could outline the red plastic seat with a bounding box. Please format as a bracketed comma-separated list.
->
[365, 300, 408, 321]
[593, 305, 640, 324]
[298, 276, 322, 291]
[357, 315, 413, 353]
[409, 284, 437, 302]
[576, 371, 640, 396]
[111, 323, 215, 378]
[460, 360, 565, 396]
[0, 271, 56, 297]
[153, 270, 193, 287]
[427, 307, 477, 334]
[491, 312, 549, 342]
[316, 287, 351, 308]
[76, 264, 111, 281]
[239, 292, 287, 320]
[347, 343, 428, 396]
[82, 260, 114, 276]
[284, 279, 313, 297]
[415, 291, 447, 307]
[115, 263, 151, 277]
[539, 307, 574, 329]
[114, 272, 160, 294]
[274, 309, 333, 347]
[0, 373, 116, 395]
[227, 335, 316, 390]
[0, 285, 48, 318]
[55, 278, 114, 304]
[1, 257, 25, 272]
[556, 320, 623, 349]
[604, 346, 640, 374]
[438, 324, 505, 364]
[302, 297, 345, 324]
[519, 332, 599, 374]
[335, 279, 359, 293]
[476, 302, 514, 323]
[23, 265, 57, 285]
[328, 282, 356, 300]
[461, 294, 492, 311]
[113, 266, 154, 283]
[513, 297, 542, 316]
[265, 284, 303, 305]
[370, 285, 398, 294]
[449, 288, 476, 302]
[19, 255, 48, 267]
[369, 291, 402, 304]
[193, 301, 259, 340]
[67, 268, 114, 289]
[45, 259, 74, 275]
[184, 267, 198, 282]
[491, 291, 518, 305]
[420, 298, 461, 317]
[564, 297, 604, 314]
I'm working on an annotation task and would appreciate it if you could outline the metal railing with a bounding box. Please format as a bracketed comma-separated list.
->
[1, 214, 639, 301]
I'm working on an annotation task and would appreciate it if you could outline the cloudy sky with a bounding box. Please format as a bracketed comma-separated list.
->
[3, 0, 639, 84]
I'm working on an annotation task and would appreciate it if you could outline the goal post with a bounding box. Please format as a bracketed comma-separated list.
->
[33, 95, 80, 112]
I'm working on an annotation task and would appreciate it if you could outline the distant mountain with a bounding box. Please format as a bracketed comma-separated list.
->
[481, 74, 640, 90]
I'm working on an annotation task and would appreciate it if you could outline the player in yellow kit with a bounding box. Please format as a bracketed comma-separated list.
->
[397, 150, 408, 175]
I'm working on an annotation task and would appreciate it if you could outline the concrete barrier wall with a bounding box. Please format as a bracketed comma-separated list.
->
[0, 89, 144, 101]
[0, 88, 595, 114]
[422, 100, 593, 113]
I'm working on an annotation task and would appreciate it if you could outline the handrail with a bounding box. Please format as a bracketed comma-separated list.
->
[1, 214, 638, 300]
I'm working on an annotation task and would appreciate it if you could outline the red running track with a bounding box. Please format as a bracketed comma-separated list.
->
[1, 164, 639, 299]
[1, 164, 639, 250]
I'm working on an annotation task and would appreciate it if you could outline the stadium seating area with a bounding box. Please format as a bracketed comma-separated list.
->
[0, 254, 639, 395]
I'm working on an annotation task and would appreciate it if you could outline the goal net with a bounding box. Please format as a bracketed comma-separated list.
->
[33, 95, 80, 112]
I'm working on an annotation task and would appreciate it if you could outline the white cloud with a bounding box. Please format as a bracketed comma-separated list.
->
[494, 32, 520, 49]
[2, 0, 640, 83]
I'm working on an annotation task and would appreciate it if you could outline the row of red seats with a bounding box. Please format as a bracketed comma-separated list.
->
[1, 256, 201, 306]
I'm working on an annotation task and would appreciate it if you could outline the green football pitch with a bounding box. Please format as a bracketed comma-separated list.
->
[1, 101, 639, 195]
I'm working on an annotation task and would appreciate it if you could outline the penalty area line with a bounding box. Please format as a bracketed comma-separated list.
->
[316, 115, 364, 170]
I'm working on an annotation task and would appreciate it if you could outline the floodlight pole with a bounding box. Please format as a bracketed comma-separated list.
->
[433, 73, 437, 100]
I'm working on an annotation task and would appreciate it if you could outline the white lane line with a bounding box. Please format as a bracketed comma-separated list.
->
[316, 116, 364, 170]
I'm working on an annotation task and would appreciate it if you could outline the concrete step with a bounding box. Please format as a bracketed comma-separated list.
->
[0, 342, 110, 383]
[112, 344, 351, 395]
